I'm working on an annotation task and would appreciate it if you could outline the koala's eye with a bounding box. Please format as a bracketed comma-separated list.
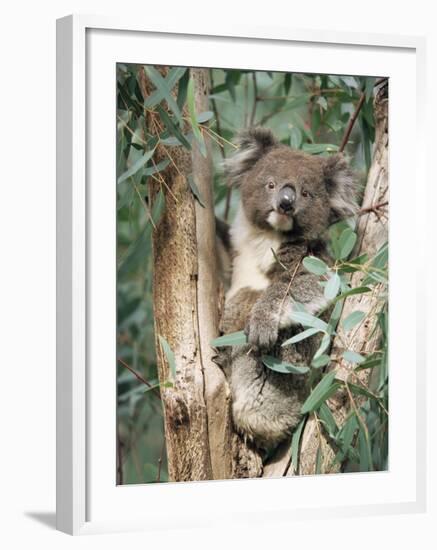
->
[302, 190, 310, 198]
[267, 180, 275, 190]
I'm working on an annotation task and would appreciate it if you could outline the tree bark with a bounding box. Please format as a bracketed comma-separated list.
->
[263, 81, 389, 478]
[148, 68, 261, 481]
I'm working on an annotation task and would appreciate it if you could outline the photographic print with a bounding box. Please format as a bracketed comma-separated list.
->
[116, 65, 388, 484]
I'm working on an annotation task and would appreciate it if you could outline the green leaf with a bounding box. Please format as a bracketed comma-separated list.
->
[290, 310, 328, 331]
[262, 356, 309, 375]
[315, 445, 323, 474]
[354, 356, 381, 372]
[365, 77, 376, 102]
[338, 253, 369, 273]
[291, 416, 307, 470]
[358, 427, 373, 471]
[343, 350, 365, 364]
[335, 413, 358, 463]
[301, 371, 340, 414]
[144, 67, 186, 109]
[156, 105, 191, 150]
[211, 331, 247, 347]
[158, 335, 176, 379]
[342, 311, 366, 332]
[303, 256, 328, 275]
[338, 228, 357, 259]
[187, 77, 207, 157]
[332, 286, 371, 304]
[196, 111, 214, 123]
[348, 382, 380, 402]
[302, 143, 339, 154]
[318, 402, 338, 438]
[145, 67, 184, 123]
[282, 94, 312, 112]
[284, 73, 292, 95]
[289, 126, 302, 149]
[187, 175, 206, 208]
[143, 159, 170, 177]
[311, 354, 331, 368]
[313, 332, 331, 360]
[176, 68, 190, 109]
[282, 327, 320, 346]
[324, 272, 341, 300]
[117, 148, 156, 184]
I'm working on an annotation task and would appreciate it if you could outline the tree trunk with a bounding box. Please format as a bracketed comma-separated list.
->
[148, 68, 261, 481]
[263, 81, 389, 478]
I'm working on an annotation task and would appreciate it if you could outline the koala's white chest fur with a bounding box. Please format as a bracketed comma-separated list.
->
[226, 206, 284, 300]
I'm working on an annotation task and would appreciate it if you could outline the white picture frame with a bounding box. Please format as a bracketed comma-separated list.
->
[56, 14, 427, 535]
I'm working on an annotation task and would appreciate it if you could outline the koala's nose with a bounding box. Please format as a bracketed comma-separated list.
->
[278, 185, 295, 213]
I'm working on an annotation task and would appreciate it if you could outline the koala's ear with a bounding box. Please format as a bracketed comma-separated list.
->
[324, 154, 358, 220]
[223, 127, 277, 186]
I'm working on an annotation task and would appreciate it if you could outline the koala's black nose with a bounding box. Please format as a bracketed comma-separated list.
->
[278, 186, 295, 213]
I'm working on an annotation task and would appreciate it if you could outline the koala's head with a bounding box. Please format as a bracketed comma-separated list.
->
[224, 128, 357, 241]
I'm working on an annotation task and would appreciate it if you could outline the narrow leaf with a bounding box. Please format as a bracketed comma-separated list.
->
[145, 67, 183, 123]
[187, 76, 207, 157]
[311, 354, 331, 368]
[291, 416, 307, 470]
[313, 332, 331, 360]
[211, 331, 247, 347]
[187, 175, 206, 208]
[282, 327, 320, 346]
[301, 371, 340, 414]
[342, 310, 365, 332]
[290, 310, 328, 331]
[158, 335, 176, 379]
[332, 286, 371, 304]
[324, 272, 341, 300]
[117, 148, 156, 184]
[262, 356, 309, 375]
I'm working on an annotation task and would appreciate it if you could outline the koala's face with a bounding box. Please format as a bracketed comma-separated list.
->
[225, 128, 357, 241]
[239, 147, 332, 238]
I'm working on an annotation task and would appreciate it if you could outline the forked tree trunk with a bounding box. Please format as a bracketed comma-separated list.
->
[148, 68, 260, 481]
[264, 82, 389, 478]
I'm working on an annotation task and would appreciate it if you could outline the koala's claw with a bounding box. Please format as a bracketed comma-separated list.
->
[245, 313, 279, 349]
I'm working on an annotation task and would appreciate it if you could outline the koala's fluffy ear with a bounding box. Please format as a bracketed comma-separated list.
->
[324, 154, 358, 220]
[223, 127, 277, 186]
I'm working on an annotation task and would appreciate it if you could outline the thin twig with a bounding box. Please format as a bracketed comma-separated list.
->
[249, 72, 259, 126]
[357, 201, 388, 217]
[339, 77, 388, 153]
[117, 357, 162, 399]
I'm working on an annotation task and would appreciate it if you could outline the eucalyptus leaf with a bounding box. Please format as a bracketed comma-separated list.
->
[303, 256, 328, 276]
[211, 331, 247, 347]
[262, 356, 310, 374]
[343, 350, 365, 364]
[117, 148, 156, 184]
[311, 354, 331, 368]
[282, 327, 320, 347]
[289, 310, 328, 331]
[342, 311, 366, 332]
[301, 371, 340, 414]
[291, 416, 307, 470]
[338, 228, 357, 259]
[324, 272, 341, 300]
[158, 335, 176, 380]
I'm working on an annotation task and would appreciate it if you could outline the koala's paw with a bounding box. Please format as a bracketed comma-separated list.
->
[245, 310, 279, 349]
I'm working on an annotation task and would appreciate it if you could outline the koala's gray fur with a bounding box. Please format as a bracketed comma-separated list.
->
[217, 127, 357, 451]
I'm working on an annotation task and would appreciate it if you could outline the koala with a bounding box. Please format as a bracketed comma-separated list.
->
[217, 127, 357, 451]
